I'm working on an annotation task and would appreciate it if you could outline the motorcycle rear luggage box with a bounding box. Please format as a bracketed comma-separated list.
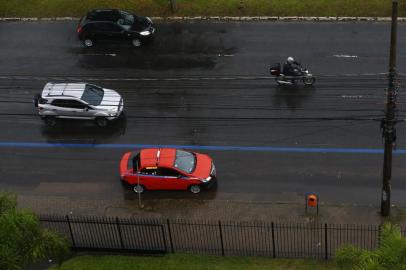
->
[270, 63, 281, 75]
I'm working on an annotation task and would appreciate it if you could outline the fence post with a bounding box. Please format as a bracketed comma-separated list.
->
[167, 219, 174, 253]
[66, 215, 76, 250]
[271, 222, 276, 258]
[218, 221, 225, 256]
[160, 221, 168, 253]
[324, 223, 328, 260]
[115, 217, 124, 249]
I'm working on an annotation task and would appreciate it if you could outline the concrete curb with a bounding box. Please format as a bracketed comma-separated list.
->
[0, 16, 404, 22]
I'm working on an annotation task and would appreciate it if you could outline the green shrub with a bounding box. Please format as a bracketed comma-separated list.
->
[0, 192, 70, 270]
[374, 223, 406, 269]
[335, 246, 365, 269]
[335, 223, 406, 270]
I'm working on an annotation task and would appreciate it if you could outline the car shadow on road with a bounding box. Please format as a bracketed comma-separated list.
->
[40, 115, 127, 144]
[121, 181, 219, 202]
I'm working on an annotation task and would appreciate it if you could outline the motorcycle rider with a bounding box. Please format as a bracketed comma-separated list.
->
[283, 57, 302, 76]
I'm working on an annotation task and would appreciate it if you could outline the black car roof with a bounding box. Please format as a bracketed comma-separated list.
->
[89, 9, 118, 14]
[86, 9, 120, 21]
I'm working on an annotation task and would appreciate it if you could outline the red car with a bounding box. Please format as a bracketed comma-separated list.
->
[120, 148, 217, 194]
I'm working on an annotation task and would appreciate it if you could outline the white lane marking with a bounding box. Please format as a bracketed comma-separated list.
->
[82, 53, 117, 57]
[333, 54, 358, 58]
[0, 73, 392, 81]
[341, 95, 363, 99]
[0, 76, 273, 81]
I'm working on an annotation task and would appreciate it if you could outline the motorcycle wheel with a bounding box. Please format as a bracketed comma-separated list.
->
[303, 76, 315, 86]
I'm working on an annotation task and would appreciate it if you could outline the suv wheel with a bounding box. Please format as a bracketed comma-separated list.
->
[95, 117, 108, 127]
[132, 38, 142, 47]
[83, 38, 94, 48]
[44, 116, 57, 127]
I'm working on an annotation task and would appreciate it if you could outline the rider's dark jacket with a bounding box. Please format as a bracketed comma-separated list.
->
[283, 61, 301, 76]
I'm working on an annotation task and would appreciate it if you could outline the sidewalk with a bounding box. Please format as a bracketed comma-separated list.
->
[17, 194, 406, 225]
[22, 194, 406, 270]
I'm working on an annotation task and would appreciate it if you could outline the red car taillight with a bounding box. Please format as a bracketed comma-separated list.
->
[77, 26, 83, 33]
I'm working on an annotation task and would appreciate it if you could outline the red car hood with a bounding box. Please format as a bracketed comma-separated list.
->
[192, 153, 212, 179]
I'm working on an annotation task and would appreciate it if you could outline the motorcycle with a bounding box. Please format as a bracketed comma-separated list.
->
[270, 62, 316, 86]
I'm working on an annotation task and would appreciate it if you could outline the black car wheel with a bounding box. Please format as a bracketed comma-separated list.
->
[95, 117, 108, 127]
[83, 38, 94, 48]
[133, 184, 145, 193]
[189, 185, 201, 194]
[132, 38, 142, 47]
[44, 116, 57, 127]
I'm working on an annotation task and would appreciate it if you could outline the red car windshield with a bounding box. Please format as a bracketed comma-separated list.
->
[174, 150, 195, 173]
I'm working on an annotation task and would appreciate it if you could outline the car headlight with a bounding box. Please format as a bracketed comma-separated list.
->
[210, 163, 216, 176]
[201, 176, 212, 183]
[140, 31, 150, 36]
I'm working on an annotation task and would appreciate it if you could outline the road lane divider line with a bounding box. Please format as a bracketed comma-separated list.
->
[0, 73, 391, 82]
[0, 141, 405, 154]
[2, 16, 406, 22]
[333, 54, 358, 58]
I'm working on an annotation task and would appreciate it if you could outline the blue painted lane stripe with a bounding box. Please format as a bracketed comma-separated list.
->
[0, 141, 406, 154]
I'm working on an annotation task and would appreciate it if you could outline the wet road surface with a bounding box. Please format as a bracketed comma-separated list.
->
[0, 21, 406, 206]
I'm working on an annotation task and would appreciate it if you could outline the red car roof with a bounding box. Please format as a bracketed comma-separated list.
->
[140, 148, 176, 168]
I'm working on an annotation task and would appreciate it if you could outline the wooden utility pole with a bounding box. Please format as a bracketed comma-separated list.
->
[381, 0, 398, 217]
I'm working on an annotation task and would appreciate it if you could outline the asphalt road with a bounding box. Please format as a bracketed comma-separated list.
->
[0, 21, 406, 206]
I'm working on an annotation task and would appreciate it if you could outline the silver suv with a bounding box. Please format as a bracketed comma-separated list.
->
[34, 82, 124, 127]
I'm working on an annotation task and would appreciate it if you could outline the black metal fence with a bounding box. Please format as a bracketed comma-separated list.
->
[40, 215, 391, 259]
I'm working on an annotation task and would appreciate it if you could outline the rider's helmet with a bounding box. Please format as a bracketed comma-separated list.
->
[287, 57, 294, 64]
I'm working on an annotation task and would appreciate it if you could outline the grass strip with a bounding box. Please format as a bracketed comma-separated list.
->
[48, 254, 339, 270]
[1, 0, 406, 18]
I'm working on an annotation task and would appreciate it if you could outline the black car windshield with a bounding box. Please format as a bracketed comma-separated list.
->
[81, 84, 104, 106]
[174, 150, 196, 173]
[119, 11, 134, 25]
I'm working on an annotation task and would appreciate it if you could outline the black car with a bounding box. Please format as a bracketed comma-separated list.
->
[77, 9, 155, 48]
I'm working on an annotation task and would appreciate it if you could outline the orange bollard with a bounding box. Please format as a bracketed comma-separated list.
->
[307, 194, 318, 207]
[305, 192, 319, 215]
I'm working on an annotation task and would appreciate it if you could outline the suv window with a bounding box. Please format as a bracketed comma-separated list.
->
[51, 99, 86, 109]
[51, 99, 71, 108]
[67, 100, 87, 109]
